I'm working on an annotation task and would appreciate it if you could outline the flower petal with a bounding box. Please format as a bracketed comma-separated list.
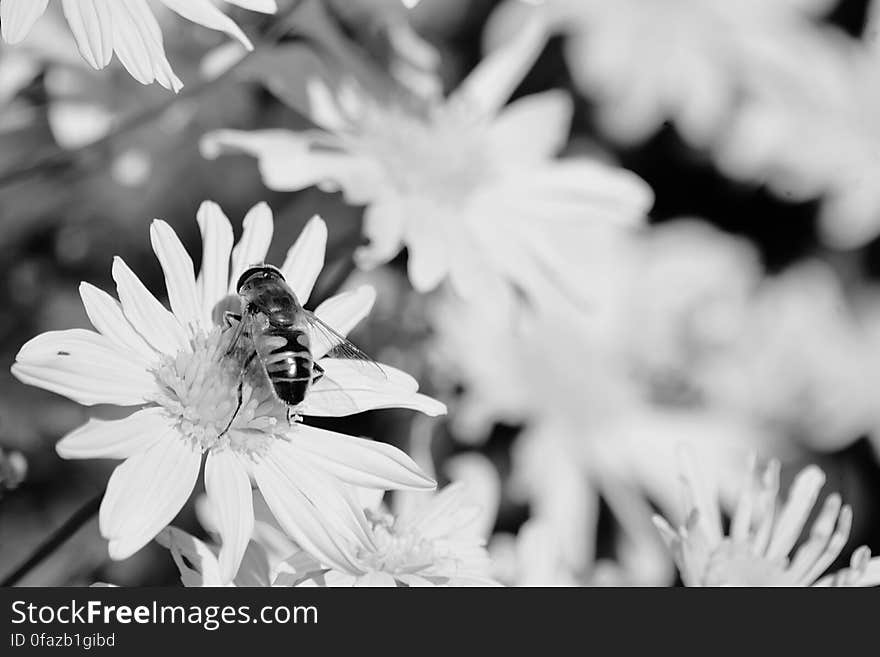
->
[796, 505, 853, 586]
[354, 571, 397, 587]
[229, 202, 274, 292]
[404, 213, 450, 292]
[112, 256, 188, 355]
[396, 573, 436, 587]
[60, 0, 113, 69]
[787, 493, 844, 584]
[306, 78, 349, 132]
[289, 424, 436, 490]
[57, 407, 171, 460]
[12, 329, 154, 406]
[449, 10, 548, 118]
[234, 542, 272, 587]
[79, 282, 156, 366]
[252, 450, 364, 574]
[151, 220, 203, 333]
[488, 90, 574, 163]
[205, 450, 254, 584]
[766, 465, 825, 560]
[280, 215, 327, 304]
[311, 286, 376, 359]
[496, 160, 654, 227]
[159, 0, 253, 50]
[269, 440, 373, 548]
[104, 0, 182, 92]
[224, 0, 276, 14]
[196, 201, 234, 325]
[301, 359, 446, 417]
[1, 0, 50, 44]
[354, 198, 406, 270]
[200, 129, 379, 203]
[99, 431, 201, 560]
[730, 452, 758, 543]
[677, 445, 723, 545]
[156, 526, 225, 587]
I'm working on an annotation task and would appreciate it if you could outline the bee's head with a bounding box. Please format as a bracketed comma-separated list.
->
[236, 264, 285, 294]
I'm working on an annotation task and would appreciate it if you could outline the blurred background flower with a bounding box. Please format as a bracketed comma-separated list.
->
[2, 0, 880, 588]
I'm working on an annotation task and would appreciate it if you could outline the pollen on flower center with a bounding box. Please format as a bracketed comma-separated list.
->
[702, 540, 792, 587]
[360, 509, 436, 575]
[150, 328, 288, 456]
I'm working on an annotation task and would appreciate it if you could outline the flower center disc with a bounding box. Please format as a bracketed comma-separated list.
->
[151, 328, 288, 456]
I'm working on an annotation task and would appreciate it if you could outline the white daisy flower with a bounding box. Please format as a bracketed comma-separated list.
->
[160, 483, 498, 587]
[200, 12, 652, 301]
[156, 526, 274, 587]
[430, 285, 771, 584]
[11, 201, 444, 583]
[497, 0, 836, 147]
[653, 451, 880, 587]
[0, 0, 277, 92]
[276, 483, 500, 587]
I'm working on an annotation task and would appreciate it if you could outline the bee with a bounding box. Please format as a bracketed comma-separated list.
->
[216, 264, 383, 415]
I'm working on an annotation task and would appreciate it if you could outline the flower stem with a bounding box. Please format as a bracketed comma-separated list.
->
[1, 491, 102, 587]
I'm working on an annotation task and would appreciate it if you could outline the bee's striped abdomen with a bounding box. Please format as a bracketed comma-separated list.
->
[260, 326, 313, 406]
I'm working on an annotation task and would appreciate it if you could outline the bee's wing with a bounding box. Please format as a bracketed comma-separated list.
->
[302, 310, 388, 381]
[225, 311, 275, 387]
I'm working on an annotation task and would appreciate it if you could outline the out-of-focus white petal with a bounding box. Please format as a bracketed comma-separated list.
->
[224, 0, 277, 14]
[1, 0, 50, 44]
[196, 201, 234, 324]
[112, 257, 188, 355]
[229, 202, 274, 292]
[205, 450, 254, 584]
[499, 159, 654, 226]
[488, 90, 574, 162]
[99, 432, 201, 560]
[404, 216, 449, 292]
[677, 445, 723, 546]
[159, 0, 253, 50]
[766, 465, 825, 560]
[200, 130, 377, 201]
[788, 493, 842, 582]
[56, 408, 171, 460]
[444, 452, 501, 540]
[306, 78, 349, 131]
[289, 424, 436, 491]
[12, 329, 154, 406]
[150, 220, 203, 333]
[280, 215, 327, 304]
[354, 571, 397, 587]
[355, 199, 407, 270]
[450, 9, 548, 118]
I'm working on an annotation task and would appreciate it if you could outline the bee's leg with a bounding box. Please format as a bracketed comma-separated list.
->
[311, 362, 325, 385]
[222, 311, 242, 328]
[223, 313, 246, 357]
[222, 351, 257, 435]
